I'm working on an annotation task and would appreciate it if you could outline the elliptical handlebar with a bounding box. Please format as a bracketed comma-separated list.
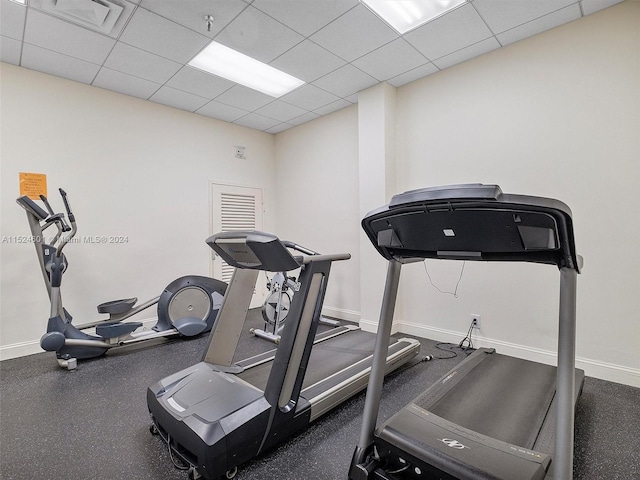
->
[40, 192, 72, 234]
[59, 188, 76, 224]
[55, 189, 77, 258]
[39, 194, 56, 216]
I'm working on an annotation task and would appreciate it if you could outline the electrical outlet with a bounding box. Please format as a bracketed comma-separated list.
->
[471, 314, 481, 329]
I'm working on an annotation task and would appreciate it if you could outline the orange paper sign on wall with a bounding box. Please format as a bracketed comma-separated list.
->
[19, 172, 47, 200]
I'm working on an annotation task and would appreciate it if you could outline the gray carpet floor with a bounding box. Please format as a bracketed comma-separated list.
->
[1, 310, 638, 479]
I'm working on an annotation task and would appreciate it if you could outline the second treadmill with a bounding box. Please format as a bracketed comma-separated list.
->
[147, 231, 420, 480]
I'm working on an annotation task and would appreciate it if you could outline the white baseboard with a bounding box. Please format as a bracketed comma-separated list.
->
[1, 309, 358, 362]
[322, 306, 361, 324]
[2, 307, 358, 361]
[359, 317, 401, 335]
[4, 314, 638, 388]
[398, 320, 640, 388]
[0, 339, 42, 361]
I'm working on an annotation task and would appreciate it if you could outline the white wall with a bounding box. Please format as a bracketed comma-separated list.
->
[274, 2, 639, 386]
[357, 83, 401, 331]
[393, 2, 639, 384]
[273, 105, 360, 320]
[1, 2, 638, 386]
[0, 64, 276, 358]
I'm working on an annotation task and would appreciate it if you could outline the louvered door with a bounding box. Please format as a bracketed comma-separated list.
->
[210, 183, 264, 307]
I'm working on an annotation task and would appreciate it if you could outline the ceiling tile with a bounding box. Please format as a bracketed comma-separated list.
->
[254, 100, 308, 122]
[104, 42, 181, 84]
[166, 66, 234, 99]
[472, 0, 578, 34]
[196, 100, 249, 123]
[279, 84, 341, 111]
[252, 0, 359, 36]
[119, 7, 210, 63]
[93, 67, 160, 99]
[270, 40, 346, 83]
[21, 43, 100, 83]
[287, 111, 321, 126]
[312, 64, 377, 98]
[233, 112, 281, 130]
[433, 37, 501, 70]
[352, 38, 428, 81]
[265, 122, 294, 134]
[310, 4, 397, 62]
[149, 85, 209, 112]
[214, 5, 304, 63]
[1, 0, 27, 40]
[344, 93, 358, 103]
[0, 35, 22, 65]
[313, 99, 352, 116]
[215, 84, 274, 111]
[139, 0, 249, 38]
[24, 10, 115, 64]
[581, 0, 624, 15]
[497, 5, 582, 46]
[6, 0, 611, 133]
[405, 4, 492, 61]
[387, 62, 439, 88]
[103, 0, 138, 38]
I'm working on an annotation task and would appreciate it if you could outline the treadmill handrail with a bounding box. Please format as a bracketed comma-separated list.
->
[300, 253, 351, 264]
[206, 230, 349, 272]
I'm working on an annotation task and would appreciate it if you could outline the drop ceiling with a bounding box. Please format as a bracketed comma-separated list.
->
[0, 0, 625, 133]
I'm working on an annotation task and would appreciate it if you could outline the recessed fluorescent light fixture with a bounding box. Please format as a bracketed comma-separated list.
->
[9, 0, 26, 4]
[188, 41, 305, 98]
[361, 0, 468, 34]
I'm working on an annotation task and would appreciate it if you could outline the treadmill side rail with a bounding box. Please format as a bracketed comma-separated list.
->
[307, 337, 420, 421]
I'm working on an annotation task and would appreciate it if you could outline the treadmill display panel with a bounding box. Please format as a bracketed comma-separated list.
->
[206, 230, 301, 272]
[362, 184, 579, 270]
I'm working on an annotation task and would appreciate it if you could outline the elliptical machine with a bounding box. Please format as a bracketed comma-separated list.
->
[252, 270, 298, 344]
[16, 188, 227, 370]
[251, 241, 340, 344]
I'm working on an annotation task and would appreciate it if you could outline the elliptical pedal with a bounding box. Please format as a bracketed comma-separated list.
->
[97, 297, 138, 316]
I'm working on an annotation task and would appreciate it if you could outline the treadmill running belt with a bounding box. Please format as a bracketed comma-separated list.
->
[420, 353, 557, 449]
[237, 330, 379, 392]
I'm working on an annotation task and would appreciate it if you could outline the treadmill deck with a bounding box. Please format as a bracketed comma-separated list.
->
[239, 328, 420, 421]
[375, 348, 585, 480]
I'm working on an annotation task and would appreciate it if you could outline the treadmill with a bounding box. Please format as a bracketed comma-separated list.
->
[350, 184, 584, 480]
[147, 231, 420, 480]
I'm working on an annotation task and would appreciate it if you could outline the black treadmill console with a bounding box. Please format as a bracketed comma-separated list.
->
[206, 230, 302, 272]
[363, 184, 580, 271]
[389, 183, 503, 207]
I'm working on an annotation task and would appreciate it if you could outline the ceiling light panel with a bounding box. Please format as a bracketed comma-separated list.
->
[189, 41, 304, 98]
[361, 0, 468, 34]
